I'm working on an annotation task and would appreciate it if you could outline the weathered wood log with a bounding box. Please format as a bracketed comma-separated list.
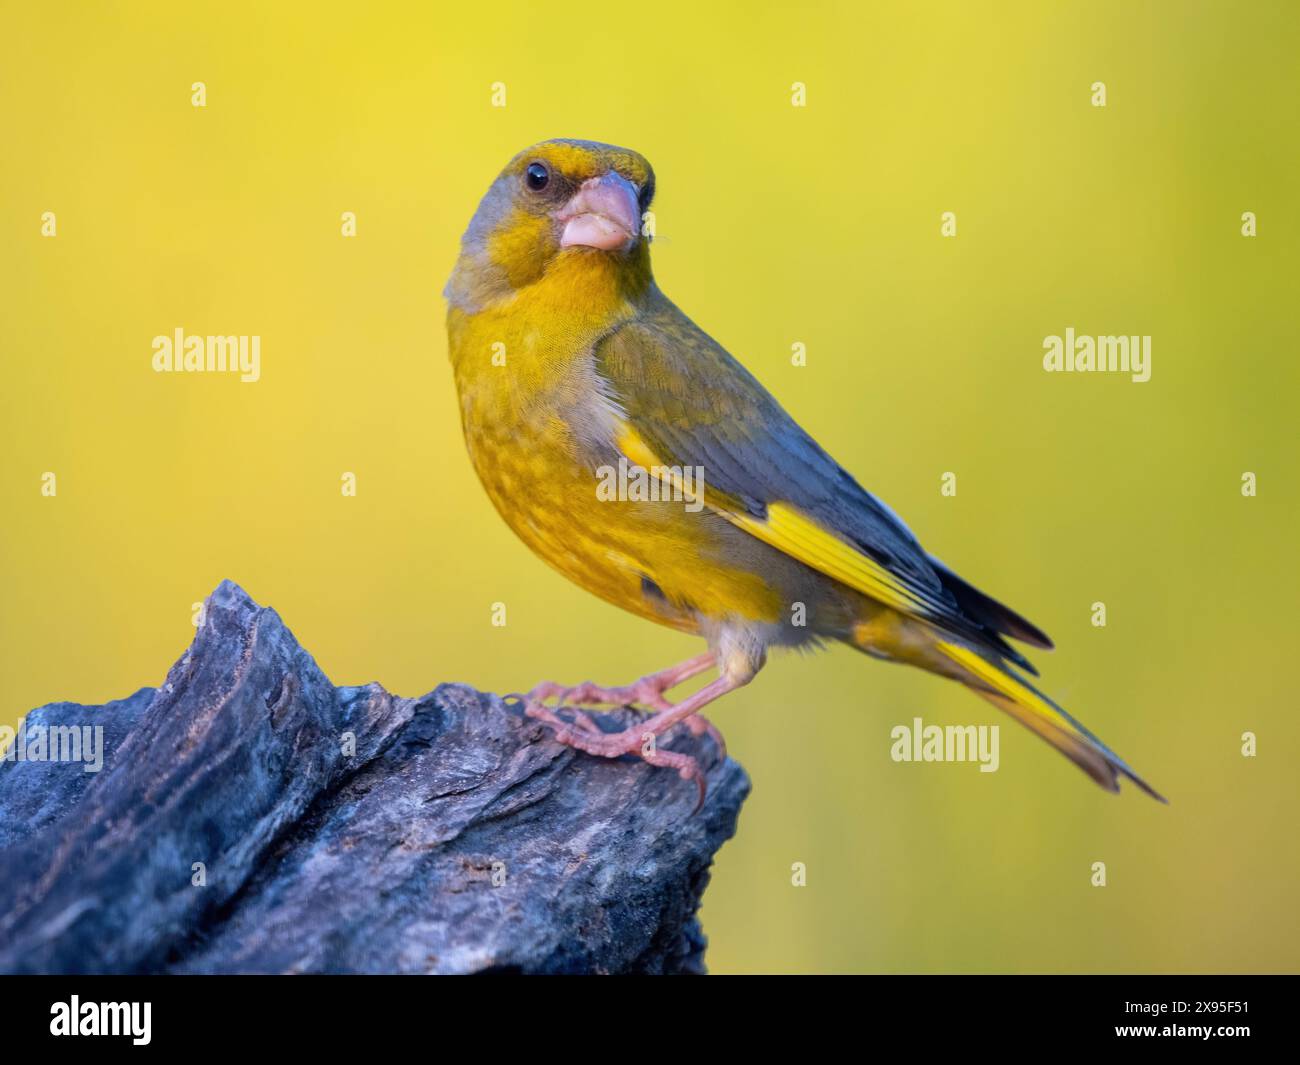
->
[0, 581, 749, 974]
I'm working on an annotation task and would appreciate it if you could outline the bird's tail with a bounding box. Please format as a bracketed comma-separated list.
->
[933, 640, 1167, 802]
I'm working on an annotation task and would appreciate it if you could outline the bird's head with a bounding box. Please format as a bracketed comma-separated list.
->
[445, 139, 656, 312]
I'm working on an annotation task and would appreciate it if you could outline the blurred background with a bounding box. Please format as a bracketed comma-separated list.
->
[2, 0, 1297, 973]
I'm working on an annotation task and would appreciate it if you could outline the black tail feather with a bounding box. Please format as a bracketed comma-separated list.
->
[928, 555, 1054, 651]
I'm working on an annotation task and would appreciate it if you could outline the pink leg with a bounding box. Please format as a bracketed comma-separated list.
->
[536, 672, 748, 810]
[680, 709, 727, 759]
[520, 652, 721, 741]
[529, 652, 715, 712]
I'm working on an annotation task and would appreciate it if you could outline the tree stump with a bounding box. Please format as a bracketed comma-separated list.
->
[0, 581, 749, 974]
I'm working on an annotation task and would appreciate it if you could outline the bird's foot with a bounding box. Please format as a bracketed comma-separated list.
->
[537, 716, 709, 808]
[524, 651, 715, 713]
[516, 667, 743, 811]
[519, 651, 726, 753]
[677, 712, 727, 759]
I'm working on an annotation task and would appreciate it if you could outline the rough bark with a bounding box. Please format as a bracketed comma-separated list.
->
[0, 581, 749, 974]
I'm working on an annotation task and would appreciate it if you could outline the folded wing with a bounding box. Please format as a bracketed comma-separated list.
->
[595, 296, 1048, 667]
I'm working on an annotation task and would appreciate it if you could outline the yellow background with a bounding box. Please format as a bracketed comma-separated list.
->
[2, 1, 1297, 973]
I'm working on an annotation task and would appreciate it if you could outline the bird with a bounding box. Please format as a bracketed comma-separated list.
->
[444, 138, 1165, 807]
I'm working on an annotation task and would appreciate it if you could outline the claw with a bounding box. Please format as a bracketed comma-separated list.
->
[681, 713, 726, 759]
[522, 696, 603, 737]
[514, 657, 743, 810]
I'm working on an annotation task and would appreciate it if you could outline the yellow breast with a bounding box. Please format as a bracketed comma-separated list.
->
[446, 253, 784, 634]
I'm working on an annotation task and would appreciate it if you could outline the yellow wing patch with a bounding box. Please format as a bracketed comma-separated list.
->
[617, 426, 935, 619]
[934, 641, 1084, 739]
[731, 503, 929, 617]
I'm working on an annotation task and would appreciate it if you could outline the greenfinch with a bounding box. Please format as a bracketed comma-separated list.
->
[445, 138, 1164, 805]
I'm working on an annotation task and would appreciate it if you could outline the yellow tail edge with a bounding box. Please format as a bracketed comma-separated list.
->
[935, 641, 1167, 803]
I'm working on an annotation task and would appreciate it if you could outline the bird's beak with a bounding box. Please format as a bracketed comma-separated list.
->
[557, 172, 641, 251]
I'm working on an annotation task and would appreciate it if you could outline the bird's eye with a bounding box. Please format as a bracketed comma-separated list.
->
[524, 162, 550, 192]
